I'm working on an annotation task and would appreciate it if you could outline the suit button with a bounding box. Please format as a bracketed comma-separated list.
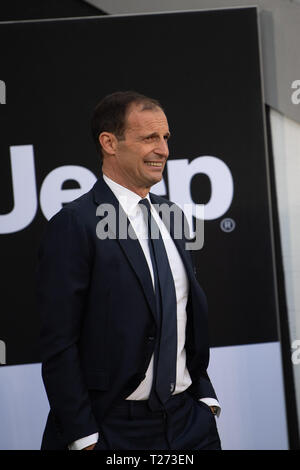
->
[148, 336, 155, 341]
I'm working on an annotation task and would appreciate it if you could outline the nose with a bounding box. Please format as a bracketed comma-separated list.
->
[154, 138, 169, 158]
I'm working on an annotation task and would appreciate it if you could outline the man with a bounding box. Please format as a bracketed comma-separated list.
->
[37, 91, 221, 450]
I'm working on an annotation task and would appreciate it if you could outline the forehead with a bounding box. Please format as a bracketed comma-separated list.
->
[124, 103, 169, 134]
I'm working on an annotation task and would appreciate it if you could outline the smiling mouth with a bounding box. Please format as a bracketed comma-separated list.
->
[145, 162, 163, 167]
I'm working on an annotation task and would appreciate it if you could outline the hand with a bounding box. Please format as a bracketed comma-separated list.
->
[83, 443, 96, 450]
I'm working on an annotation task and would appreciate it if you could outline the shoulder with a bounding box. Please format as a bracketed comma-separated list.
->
[48, 186, 95, 224]
[39, 190, 95, 257]
[150, 192, 187, 223]
[63, 187, 95, 214]
[150, 192, 192, 240]
[40, 188, 97, 251]
[150, 193, 181, 211]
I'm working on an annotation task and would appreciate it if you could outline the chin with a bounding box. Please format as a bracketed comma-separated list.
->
[150, 171, 163, 183]
[149, 176, 162, 187]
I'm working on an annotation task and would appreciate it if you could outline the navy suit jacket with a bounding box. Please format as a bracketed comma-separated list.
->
[37, 174, 217, 449]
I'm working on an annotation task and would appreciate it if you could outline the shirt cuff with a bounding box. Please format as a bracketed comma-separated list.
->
[68, 432, 99, 450]
[199, 397, 221, 417]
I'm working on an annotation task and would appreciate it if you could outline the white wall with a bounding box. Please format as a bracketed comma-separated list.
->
[0, 364, 49, 450]
[0, 342, 289, 450]
[269, 108, 300, 427]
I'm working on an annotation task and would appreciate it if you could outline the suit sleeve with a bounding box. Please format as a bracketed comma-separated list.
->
[36, 207, 99, 446]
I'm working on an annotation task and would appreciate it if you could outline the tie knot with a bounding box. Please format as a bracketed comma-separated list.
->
[139, 198, 162, 241]
[139, 198, 151, 214]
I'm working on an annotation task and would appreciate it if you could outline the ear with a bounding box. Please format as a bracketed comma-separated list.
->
[99, 132, 118, 156]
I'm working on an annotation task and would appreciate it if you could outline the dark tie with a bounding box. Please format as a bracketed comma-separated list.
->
[139, 198, 177, 410]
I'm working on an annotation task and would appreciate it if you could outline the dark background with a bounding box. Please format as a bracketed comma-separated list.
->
[0, 0, 106, 21]
[0, 8, 278, 364]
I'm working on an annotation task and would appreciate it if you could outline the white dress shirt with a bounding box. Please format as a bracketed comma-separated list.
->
[69, 175, 220, 450]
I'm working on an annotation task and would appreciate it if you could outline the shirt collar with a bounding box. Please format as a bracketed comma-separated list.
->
[103, 173, 150, 217]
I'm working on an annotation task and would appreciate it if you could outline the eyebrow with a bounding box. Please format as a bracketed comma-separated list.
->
[141, 131, 171, 139]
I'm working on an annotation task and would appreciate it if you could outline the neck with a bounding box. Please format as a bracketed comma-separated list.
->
[102, 169, 150, 198]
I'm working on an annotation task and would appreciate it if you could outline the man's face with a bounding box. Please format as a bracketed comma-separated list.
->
[109, 103, 170, 195]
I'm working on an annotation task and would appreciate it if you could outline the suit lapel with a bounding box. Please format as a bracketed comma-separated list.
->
[93, 175, 157, 322]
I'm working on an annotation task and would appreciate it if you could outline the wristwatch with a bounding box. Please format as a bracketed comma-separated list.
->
[210, 406, 218, 416]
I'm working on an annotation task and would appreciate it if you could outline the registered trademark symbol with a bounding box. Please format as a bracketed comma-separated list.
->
[220, 217, 235, 232]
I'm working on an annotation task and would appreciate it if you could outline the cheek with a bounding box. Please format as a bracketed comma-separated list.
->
[118, 145, 148, 174]
[123, 153, 143, 175]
